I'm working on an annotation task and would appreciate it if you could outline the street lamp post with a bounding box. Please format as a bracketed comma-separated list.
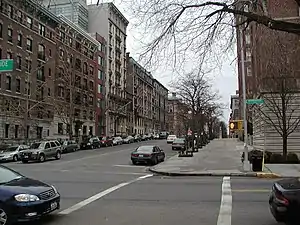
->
[239, 25, 250, 171]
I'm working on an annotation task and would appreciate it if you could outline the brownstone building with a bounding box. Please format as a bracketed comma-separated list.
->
[236, 0, 300, 151]
[53, 15, 99, 138]
[0, 0, 59, 140]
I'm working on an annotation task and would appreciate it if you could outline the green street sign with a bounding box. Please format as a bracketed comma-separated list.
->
[0, 59, 14, 72]
[246, 99, 264, 105]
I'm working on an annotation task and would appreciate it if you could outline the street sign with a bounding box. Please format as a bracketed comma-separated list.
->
[246, 99, 264, 105]
[0, 59, 13, 72]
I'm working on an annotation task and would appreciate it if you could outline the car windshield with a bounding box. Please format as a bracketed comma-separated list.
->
[136, 146, 153, 153]
[173, 139, 185, 144]
[30, 143, 42, 149]
[0, 167, 23, 184]
[168, 135, 176, 138]
[3, 146, 18, 152]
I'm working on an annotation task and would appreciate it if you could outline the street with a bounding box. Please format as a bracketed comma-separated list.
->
[3, 139, 279, 225]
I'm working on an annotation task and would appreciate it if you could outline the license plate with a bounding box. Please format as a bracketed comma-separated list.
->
[139, 154, 143, 157]
[50, 202, 57, 210]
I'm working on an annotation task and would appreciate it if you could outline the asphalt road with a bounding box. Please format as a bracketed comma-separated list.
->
[3, 140, 281, 225]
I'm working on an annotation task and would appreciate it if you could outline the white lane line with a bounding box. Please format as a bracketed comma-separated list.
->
[59, 174, 153, 215]
[113, 164, 144, 168]
[217, 176, 232, 225]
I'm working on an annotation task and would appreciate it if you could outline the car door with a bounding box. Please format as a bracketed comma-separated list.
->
[49, 141, 57, 156]
[156, 146, 165, 160]
[44, 142, 51, 156]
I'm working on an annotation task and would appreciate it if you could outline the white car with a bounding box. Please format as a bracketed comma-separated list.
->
[167, 135, 177, 144]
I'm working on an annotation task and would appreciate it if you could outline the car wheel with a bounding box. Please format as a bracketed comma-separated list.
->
[13, 155, 18, 162]
[55, 151, 61, 160]
[0, 206, 10, 225]
[22, 160, 28, 163]
[132, 160, 137, 165]
[152, 157, 158, 165]
[270, 204, 286, 222]
[39, 154, 46, 163]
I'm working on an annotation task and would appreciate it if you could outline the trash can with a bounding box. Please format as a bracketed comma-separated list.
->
[252, 155, 263, 172]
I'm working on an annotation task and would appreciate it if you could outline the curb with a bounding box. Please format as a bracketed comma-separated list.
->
[149, 167, 282, 178]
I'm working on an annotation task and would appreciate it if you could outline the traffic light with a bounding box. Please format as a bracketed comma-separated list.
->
[229, 121, 238, 131]
[229, 120, 243, 131]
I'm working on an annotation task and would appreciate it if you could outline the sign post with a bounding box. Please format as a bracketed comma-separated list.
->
[0, 59, 14, 72]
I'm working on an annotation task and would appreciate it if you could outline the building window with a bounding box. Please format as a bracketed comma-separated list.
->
[83, 62, 88, 74]
[98, 70, 103, 80]
[246, 51, 251, 62]
[17, 10, 22, 22]
[89, 66, 93, 75]
[58, 123, 63, 134]
[27, 17, 32, 29]
[7, 5, 13, 18]
[0, 23, 2, 38]
[17, 33, 22, 47]
[98, 56, 104, 66]
[25, 81, 30, 95]
[247, 66, 252, 77]
[7, 52, 12, 59]
[38, 24, 45, 36]
[48, 68, 51, 77]
[15, 125, 19, 138]
[48, 87, 51, 96]
[16, 78, 20, 93]
[60, 49, 64, 57]
[6, 76, 11, 90]
[7, 28, 13, 43]
[89, 81, 94, 90]
[26, 39, 32, 51]
[38, 44, 45, 60]
[16, 56, 21, 70]
[25, 59, 32, 73]
[37, 63, 45, 81]
[5, 124, 9, 138]
[245, 34, 250, 45]
[98, 84, 103, 93]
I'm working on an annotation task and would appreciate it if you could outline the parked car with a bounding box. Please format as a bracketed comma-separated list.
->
[123, 135, 134, 144]
[113, 136, 123, 145]
[172, 138, 186, 151]
[269, 178, 300, 223]
[0, 145, 29, 162]
[141, 135, 147, 141]
[153, 134, 160, 139]
[0, 165, 60, 224]
[80, 137, 101, 150]
[61, 140, 79, 153]
[131, 145, 165, 165]
[167, 135, 177, 144]
[99, 136, 113, 147]
[20, 141, 62, 163]
[134, 135, 141, 142]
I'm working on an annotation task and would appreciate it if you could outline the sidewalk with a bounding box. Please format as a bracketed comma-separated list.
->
[265, 164, 300, 177]
[150, 139, 280, 178]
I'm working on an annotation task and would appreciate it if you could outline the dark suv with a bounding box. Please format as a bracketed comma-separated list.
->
[80, 137, 101, 150]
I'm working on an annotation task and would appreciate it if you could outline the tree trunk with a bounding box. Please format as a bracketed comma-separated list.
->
[282, 134, 288, 160]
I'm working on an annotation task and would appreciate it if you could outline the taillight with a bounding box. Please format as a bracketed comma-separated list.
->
[275, 190, 289, 206]
[132, 154, 138, 157]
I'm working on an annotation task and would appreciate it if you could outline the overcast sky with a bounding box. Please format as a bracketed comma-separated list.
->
[88, 0, 238, 123]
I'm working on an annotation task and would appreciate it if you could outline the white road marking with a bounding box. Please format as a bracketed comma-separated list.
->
[113, 164, 144, 168]
[59, 174, 153, 215]
[217, 176, 232, 225]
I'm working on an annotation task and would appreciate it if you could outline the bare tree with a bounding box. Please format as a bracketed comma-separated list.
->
[254, 32, 300, 159]
[171, 69, 219, 149]
[121, 0, 300, 67]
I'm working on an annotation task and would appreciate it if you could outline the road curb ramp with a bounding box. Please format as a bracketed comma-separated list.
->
[149, 167, 282, 178]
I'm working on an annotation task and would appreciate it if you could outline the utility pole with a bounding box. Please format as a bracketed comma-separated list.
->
[239, 25, 250, 171]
